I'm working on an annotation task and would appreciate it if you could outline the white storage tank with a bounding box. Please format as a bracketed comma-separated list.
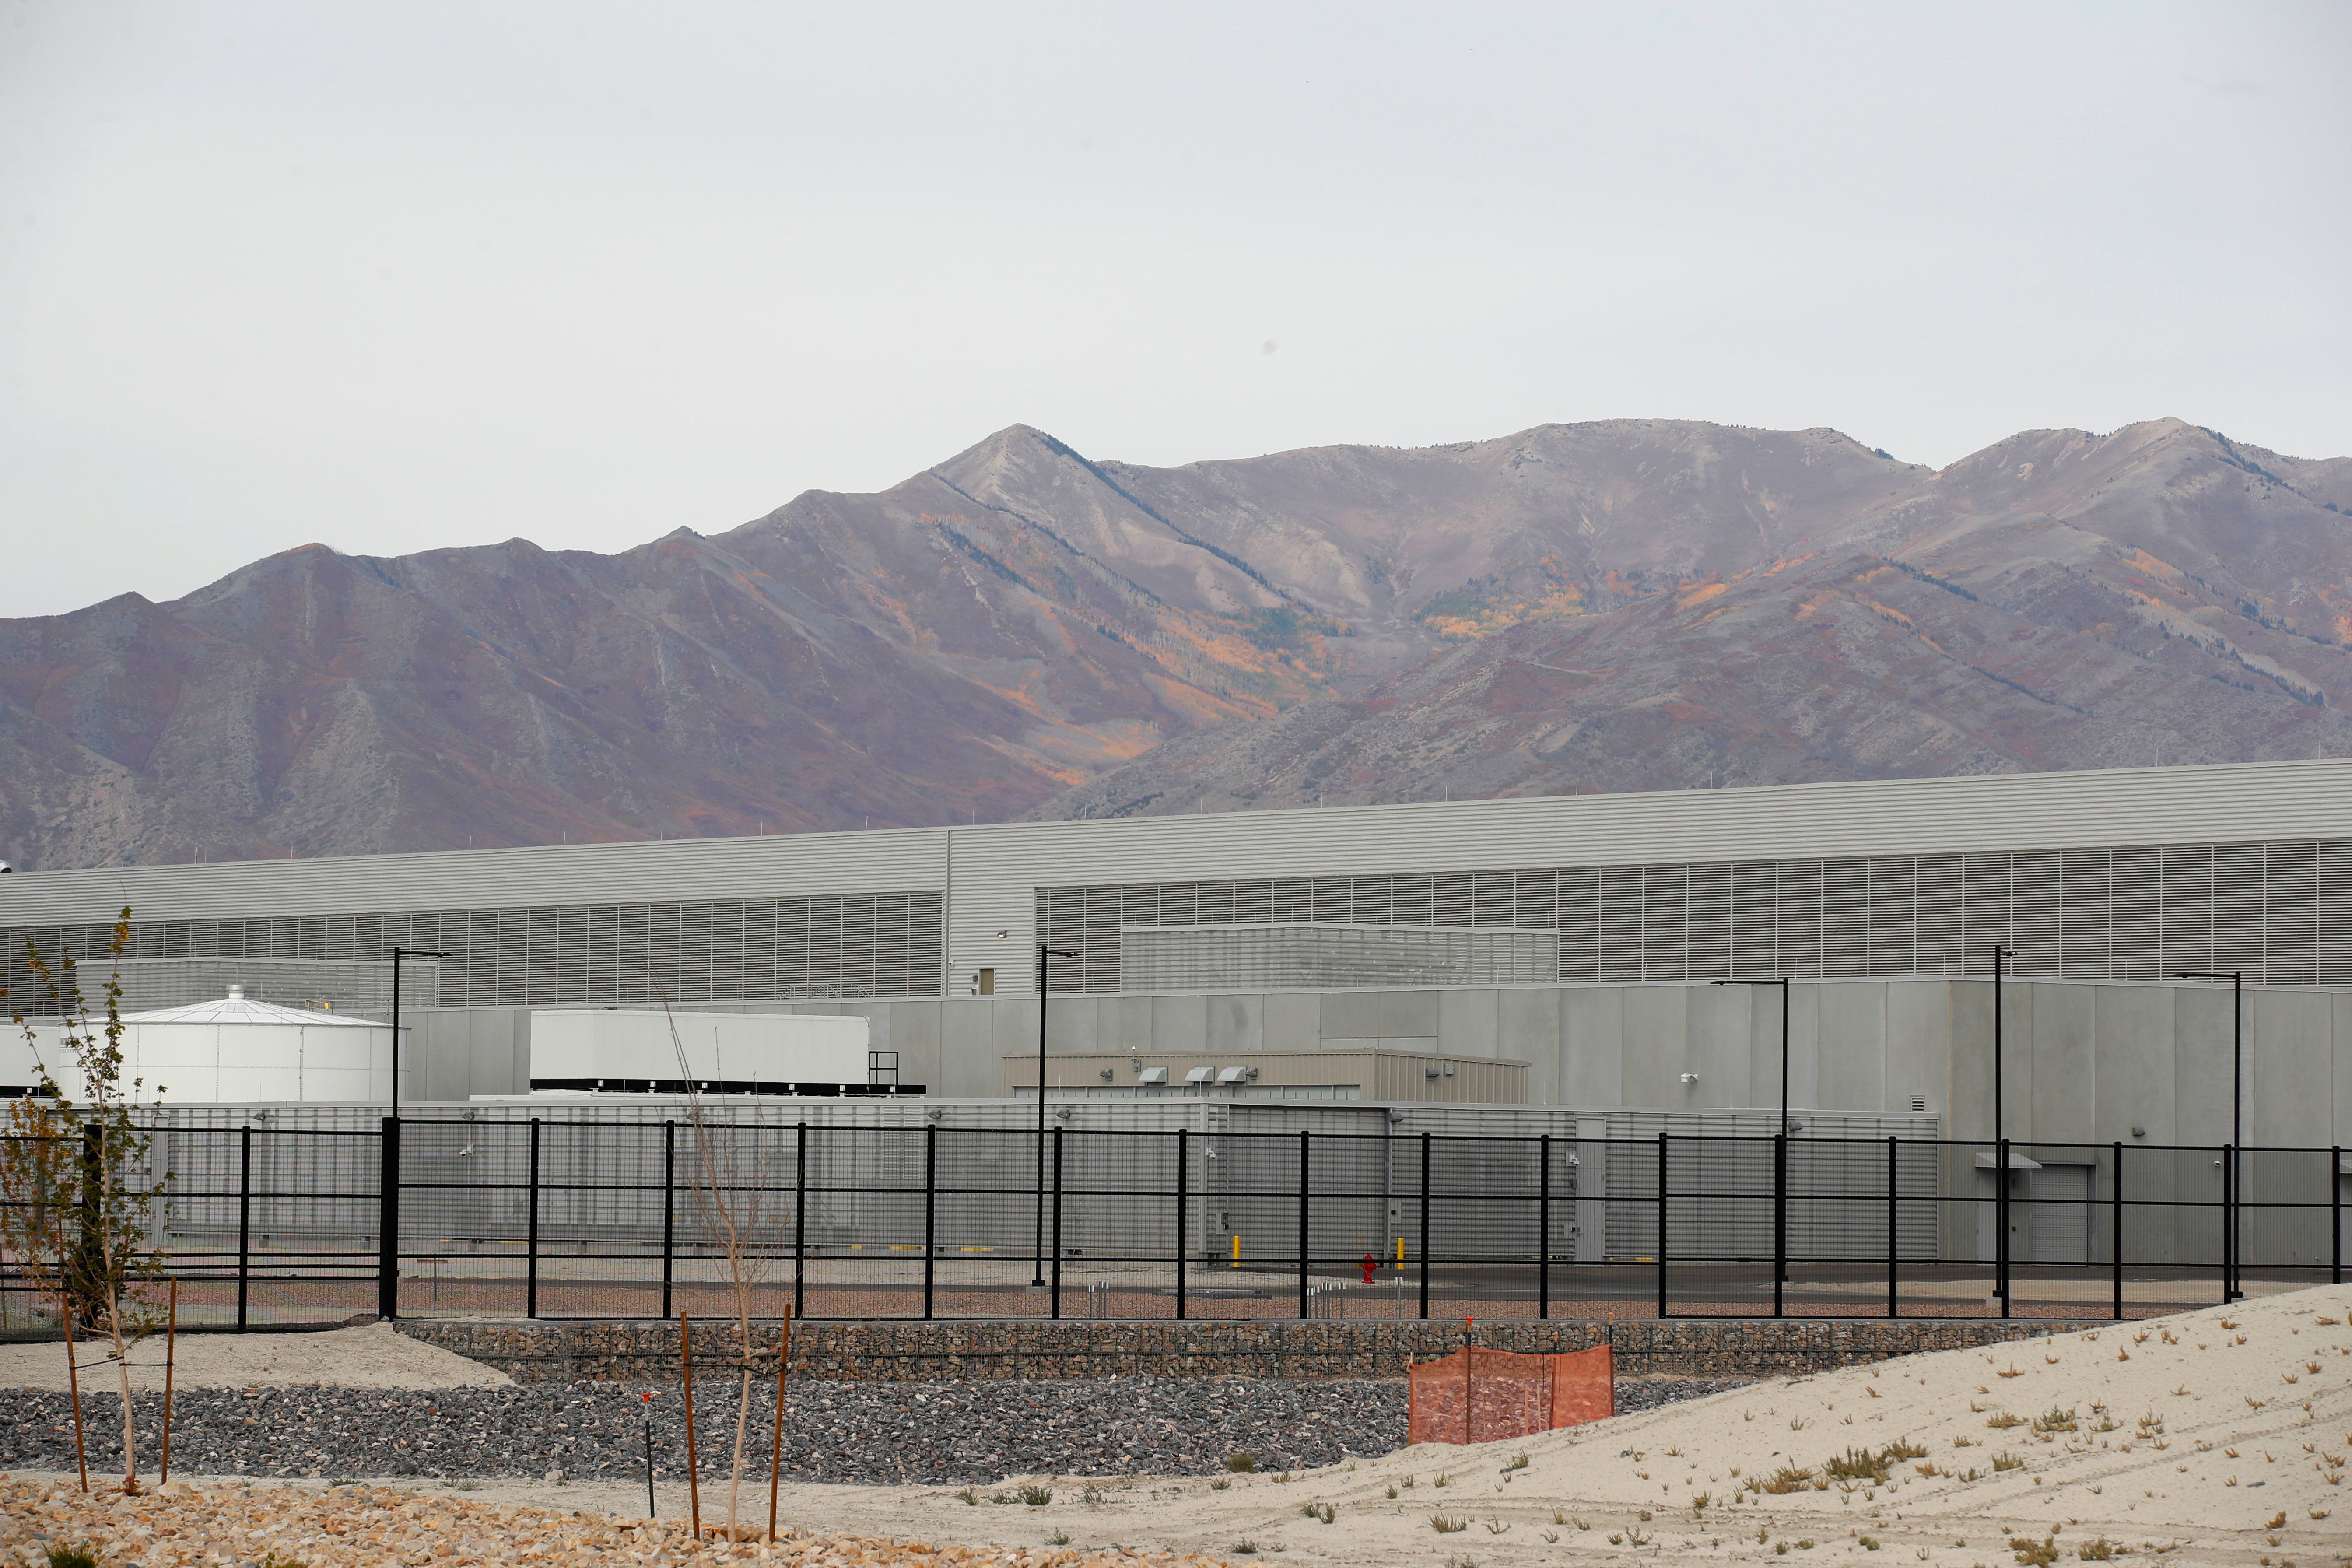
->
[527, 1009, 871, 1092]
[6, 984, 400, 1103]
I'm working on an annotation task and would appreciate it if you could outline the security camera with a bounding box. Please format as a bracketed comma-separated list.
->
[1679, 1072, 1700, 1085]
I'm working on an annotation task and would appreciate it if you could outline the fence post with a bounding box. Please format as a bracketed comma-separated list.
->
[1773, 1131, 1786, 1319]
[1886, 1134, 1898, 1319]
[1174, 1127, 1188, 1321]
[1996, 1137, 2011, 1319]
[376, 1115, 399, 1322]
[2111, 1140, 2124, 1321]
[922, 1123, 937, 1322]
[236, 1124, 253, 1333]
[1655, 1130, 1668, 1321]
[2222, 1142, 2235, 1305]
[1538, 1132, 1551, 1322]
[1049, 1126, 1065, 1319]
[525, 1118, 542, 1320]
[793, 1123, 807, 1321]
[2334, 1145, 2343, 1287]
[1297, 1130, 1311, 1321]
[660, 1120, 676, 1321]
[1418, 1131, 1432, 1321]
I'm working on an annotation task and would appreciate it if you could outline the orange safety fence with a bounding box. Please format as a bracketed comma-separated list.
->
[1406, 1344, 1614, 1445]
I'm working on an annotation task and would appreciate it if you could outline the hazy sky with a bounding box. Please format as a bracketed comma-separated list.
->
[3, 2, 2347, 618]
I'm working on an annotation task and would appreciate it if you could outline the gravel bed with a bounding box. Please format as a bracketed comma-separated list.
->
[0, 1377, 1746, 1485]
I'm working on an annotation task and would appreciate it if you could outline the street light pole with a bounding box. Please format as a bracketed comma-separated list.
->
[2173, 969, 2245, 1301]
[1992, 944, 2014, 1317]
[1713, 976, 1792, 1303]
[1034, 944, 1077, 1288]
[389, 947, 449, 1113]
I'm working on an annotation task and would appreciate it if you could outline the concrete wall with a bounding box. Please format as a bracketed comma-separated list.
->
[407, 977, 2352, 1150]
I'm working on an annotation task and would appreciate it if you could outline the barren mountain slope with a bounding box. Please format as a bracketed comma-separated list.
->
[1038, 419, 2352, 819]
[4, 417, 2347, 870]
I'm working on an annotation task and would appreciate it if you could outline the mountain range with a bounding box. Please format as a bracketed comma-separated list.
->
[3, 416, 2348, 870]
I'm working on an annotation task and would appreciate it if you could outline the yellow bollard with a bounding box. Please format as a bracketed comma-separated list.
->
[1395, 1236, 1405, 1265]
[1231, 1233, 1241, 1269]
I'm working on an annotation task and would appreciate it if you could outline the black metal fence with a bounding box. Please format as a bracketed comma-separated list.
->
[4, 1121, 2346, 1330]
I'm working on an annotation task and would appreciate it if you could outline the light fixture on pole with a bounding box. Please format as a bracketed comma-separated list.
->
[2173, 968, 2245, 1301]
[1034, 944, 1077, 1288]
[1992, 944, 2014, 1317]
[389, 947, 449, 1114]
[1714, 976, 1792, 1306]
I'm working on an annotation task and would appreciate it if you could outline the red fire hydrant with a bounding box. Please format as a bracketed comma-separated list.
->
[1361, 1251, 1377, 1284]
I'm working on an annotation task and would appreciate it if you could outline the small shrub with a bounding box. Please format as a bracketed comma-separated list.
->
[1385, 1484, 1398, 1499]
[1430, 1514, 1469, 1534]
[1227, 1452, 1257, 1473]
[1232, 1541, 1258, 1556]
[2077, 1538, 2116, 1561]
[956, 1488, 978, 1506]
[1304, 1502, 1335, 1525]
[1080, 1485, 1104, 1505]
[1045, 1529, 1071, 1547]
[1762, 1464, 1819, 1494]
[1507, 1451, 1528, 1470]
[1020, 1485, 1053, 1507]
[1860, 1537, 1881, 1552]
[1433, 1472, 1451, 1488]
[1992, 1453, 2024, 1473]
[1208, 1479, 1230, 1492]
[1987, 1411, 2027, 1429]
[1627, 1528, 1653, 1547]
[1483, 1518, 1510, 1535]
[47, 1550, 102, 1568]
[2011, 1534, 2059, 1566]
[2033, 1408, 2078, 1434]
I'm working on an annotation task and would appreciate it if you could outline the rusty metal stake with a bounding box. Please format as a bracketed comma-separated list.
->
[767, 1305, 793, 1544]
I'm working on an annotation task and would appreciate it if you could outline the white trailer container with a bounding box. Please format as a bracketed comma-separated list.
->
[527, 1009, 870, 1091]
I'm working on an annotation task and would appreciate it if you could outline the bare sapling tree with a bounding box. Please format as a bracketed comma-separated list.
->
[658, 987, 778, 1540]
[0, 908, 174, 1492]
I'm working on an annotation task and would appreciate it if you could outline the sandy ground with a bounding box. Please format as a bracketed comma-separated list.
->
[0, 1321, 513, 1392]
[10, 1287, 2352, 1566]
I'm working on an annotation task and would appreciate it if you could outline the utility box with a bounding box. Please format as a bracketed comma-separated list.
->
[529, 1010, 870, 1092]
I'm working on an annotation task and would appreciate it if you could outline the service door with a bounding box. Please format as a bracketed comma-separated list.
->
[2030, 1163, 2092, 1264]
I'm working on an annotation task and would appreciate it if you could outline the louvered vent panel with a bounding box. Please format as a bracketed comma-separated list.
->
[1962, 854, 2008, 975]
[621, 904, 655, 1003]
[162, 920, 193, 958]
[1776, 860, 1823, 979]
[525, 908, 559, 1005]
[2110, 847, 2163, 979]
[1916, 854, 1964, 974]
[2212, 843, 2266, 979]
[584, 905, 617, 1004]
[2061, 848, 2112, 979]
[1472, 872, 1517, 929]
[1123, 884, 1160, 928]
[1430, 873, 1474, 928]
[2320, 841, 2352, 988]
[844, 894, 882, 996]
[1820, 859, 1869, 977]
[1642, 864, 1689, 982]
[1729, 862, 1777, 979]
[807, 897, 843, 994]
[1598, 865, 1645, 982]
[1273, 877, 1312, 923]
[271, 918, 301, 961]
[2009, 851, 2063, 977]
[909, 890, 945, 996]
[740, 900, 775, 1000]
[1196, 882, 1235, 925]
[555, 907, 588, 1004]
[1558, 867, 1601, 982]
[2264, 841, 2318, 984]
[1867, 856, 1916, 976]
[1234, 880, 1274, 923]
[2160, 845, 2212, 975]
[322, 916, 350, 961]
[1516, 868, 1557, 933]
[873, 892, 912, 996]
[1390, 874, 1431, 926]
[1159, 882, 1197, 926]
[1685, 863, 1732, 982]
[1083, 888, 1122, 993]
[775, 899, 810, 994]
[709, 901, 743, 1001]
[299, 916, 328, 960]
[1313, 877, 1352, 923]
[1353, 875, 1393, 925]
